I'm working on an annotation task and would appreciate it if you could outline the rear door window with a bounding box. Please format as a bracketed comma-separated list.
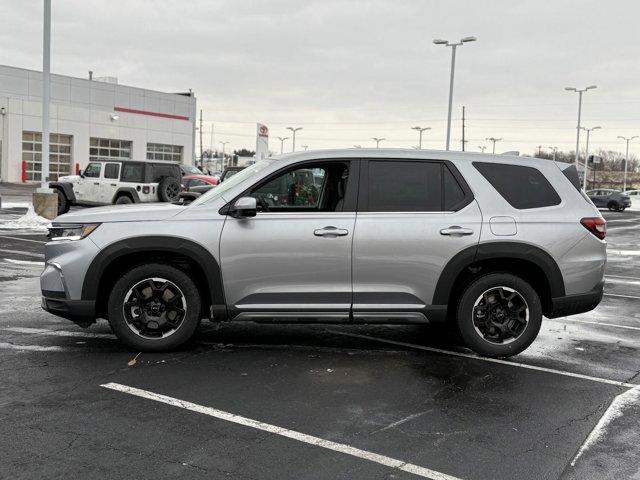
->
[104, 163, 120, 179]
[473, 162, 561, 209]
[367, 160, 441, 211]
[121, 163, 144, 183]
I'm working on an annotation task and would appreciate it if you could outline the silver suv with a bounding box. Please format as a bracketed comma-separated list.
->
[41, 149, 606, 357]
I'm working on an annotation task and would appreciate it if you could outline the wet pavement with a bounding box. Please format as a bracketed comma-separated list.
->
[0, 207, 638, 480]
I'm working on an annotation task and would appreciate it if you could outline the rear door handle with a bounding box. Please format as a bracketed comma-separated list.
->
[314, 226, 349, 237]
[93, 182, 100, 186]
[440, 226, 474, 236]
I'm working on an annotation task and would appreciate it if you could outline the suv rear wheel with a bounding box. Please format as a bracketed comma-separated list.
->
[56, 189, 70, 215]
[115, 195, 133, 205]
[455, 273, 542, 358]
[158, 176, 181, 202]
[107, 264, 201, 351]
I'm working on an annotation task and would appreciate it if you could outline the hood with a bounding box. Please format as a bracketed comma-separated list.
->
[56, 174, 81, 183]
[54, 203, 184, 224]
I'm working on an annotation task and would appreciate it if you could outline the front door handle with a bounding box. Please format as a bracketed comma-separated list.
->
[314, 226, 349, 237]
[93, 182, 100, 186]
[440, 226, 474, 236]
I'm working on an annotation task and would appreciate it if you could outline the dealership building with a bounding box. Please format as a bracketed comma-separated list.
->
[0, 64, 196, 183]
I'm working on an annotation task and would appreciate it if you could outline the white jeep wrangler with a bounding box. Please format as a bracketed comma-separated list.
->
[51, 160, 182, 215]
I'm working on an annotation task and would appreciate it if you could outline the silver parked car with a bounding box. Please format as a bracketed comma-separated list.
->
[41, 149, 606, 357]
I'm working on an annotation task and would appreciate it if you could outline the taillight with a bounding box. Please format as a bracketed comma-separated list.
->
[581, 217, 606, 240]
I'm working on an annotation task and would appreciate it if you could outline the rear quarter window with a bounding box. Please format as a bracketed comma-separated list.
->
[121, 163, 144, 183]
[473, 162, 561, 209]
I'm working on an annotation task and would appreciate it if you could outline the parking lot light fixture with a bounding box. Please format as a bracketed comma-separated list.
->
[276, 136, 289, 154]
[433, 35, 477, 151]
[371, 137, 385, 148]
[617, 135, 639, 192]
[478, 145, 487, 153]
[485, 137, 502, 154]
[219, 141, 229, 168]
[411, 126, 431, 149]
[548, 146, 558, 161]
[286, 127, 303, 152]
[565, 85, 597, 170]
[581, 126, 601, 190]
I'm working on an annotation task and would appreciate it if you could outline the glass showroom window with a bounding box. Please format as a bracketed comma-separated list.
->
[147, 143, 183, 162]
[22, 131, 72, 182]
[90, 138, 132, 161]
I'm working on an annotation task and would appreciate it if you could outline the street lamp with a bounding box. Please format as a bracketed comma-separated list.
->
[411, 126, 431, 149]
[219, 141, 229, 169]
[548, 146, 558, 161]
[565, 85, 597, 169]
[301, 145, 308, 151]
[433, 35, 477, 151]
[580, 126, 601, 190]
[286, 126, 303, 152]
[478, 145, 486, 153]
[485, 137, 502, 154]
[617, 135, 639, 192]
[276, 136, 289, 154]
[371, 137, 385, 148]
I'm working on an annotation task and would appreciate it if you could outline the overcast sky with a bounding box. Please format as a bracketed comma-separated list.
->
[2, 0, 639, 156]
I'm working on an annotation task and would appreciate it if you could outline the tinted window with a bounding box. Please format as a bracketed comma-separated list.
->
[560, 164, 581, 191]
[121, 163, 144, 183]
[474, 162, 561, 209]
[368, 161, 441, 211]
[83, 163, 101, 178]
[189, 179, 207, 187]
[150, 164, 179, 182]
[104, 163, 120, 179]
[443, 165, 466, 210]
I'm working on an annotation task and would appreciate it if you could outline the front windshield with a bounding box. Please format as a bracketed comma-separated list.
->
[184, 165, 203, 175]
[190, 160, 273, 206]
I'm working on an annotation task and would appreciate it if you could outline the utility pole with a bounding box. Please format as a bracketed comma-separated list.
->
[618, 135, 639, 192]
[199, 109, 203, 170]
[461, 106, 466, 151]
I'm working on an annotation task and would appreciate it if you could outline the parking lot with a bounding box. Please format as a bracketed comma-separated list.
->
[1, 206, 639, 480]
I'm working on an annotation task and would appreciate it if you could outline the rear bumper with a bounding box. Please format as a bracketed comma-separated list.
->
[41, 296, 96, 327]
[547, 279, 604, 318]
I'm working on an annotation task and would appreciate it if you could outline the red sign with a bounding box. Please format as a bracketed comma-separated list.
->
[258, 125, 269, 138]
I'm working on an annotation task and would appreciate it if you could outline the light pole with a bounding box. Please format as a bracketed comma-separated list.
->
[219, 141, 229, 169]
[371, 137, 385, 148]
[433, 36, 477, 151]
[301, 145, 308, 151]
[41, 0, 51, 188]
[286, 126, 302, 152]
[617, 135, 639, 192]
[485, 137, 502, 154]
[580, 126, 601, 190]
[565, 85, 597, 169]
[276, 136, 288, 154]
[411, 126, 431, 150]
[548, 146, 558, 161]
[478, 145, 487, 153]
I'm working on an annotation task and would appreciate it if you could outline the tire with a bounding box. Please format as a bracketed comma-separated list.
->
[56, 189, 70, 215]
[455, 273, 542, 358]
[115, 195, 133, 205]
[157, 176, 181, 202]
[607, 201, 618, 211]
[107, 263, 201, 351]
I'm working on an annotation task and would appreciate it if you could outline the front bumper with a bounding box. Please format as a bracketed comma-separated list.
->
[41, 295, 96, 327]
[547, 279, 604, 318]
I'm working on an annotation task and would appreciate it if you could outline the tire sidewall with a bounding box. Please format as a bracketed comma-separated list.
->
[158, 177, 180, 202]
[115, 195, 133, 205]
[456, 273, 542, 358]
[108, 264, 201, 351]
[56, 189, 69, 214]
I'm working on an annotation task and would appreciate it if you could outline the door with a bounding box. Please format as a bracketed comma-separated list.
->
[219, 160, 358, 321]
[99, 162, 121, 203]
[74, 162, 102, 204]
[352, 159, 482, 322]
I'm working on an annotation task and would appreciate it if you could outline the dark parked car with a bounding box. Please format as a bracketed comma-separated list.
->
[220, 166, 246, 182]
[586, 189, 631, 211]
[180, 164, 204, 176]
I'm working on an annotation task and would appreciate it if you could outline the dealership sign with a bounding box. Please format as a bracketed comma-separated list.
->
[256, 123, 269, 160]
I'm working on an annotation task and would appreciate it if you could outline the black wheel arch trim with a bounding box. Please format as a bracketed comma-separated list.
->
[81, 235, 226, 315]
[49, 182, 76, 203]
[112, 187, 140, 203]
[432, 241, 565, 305]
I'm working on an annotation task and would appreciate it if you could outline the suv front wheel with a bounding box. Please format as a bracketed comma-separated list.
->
[455, 273, 542, 358]
[107, 264, 201, 351]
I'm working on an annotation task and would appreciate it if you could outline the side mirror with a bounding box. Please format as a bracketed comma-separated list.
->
[230, 196, 257, 218]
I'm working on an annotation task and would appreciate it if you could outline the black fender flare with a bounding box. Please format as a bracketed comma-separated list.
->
[49, 182, 76, 203]
[432, 241, 565, 305]
[112, 187, 140, 204]
[82, 235, 226, 315]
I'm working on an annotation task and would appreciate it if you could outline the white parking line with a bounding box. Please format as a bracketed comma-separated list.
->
[606, 274, 640, 281]
[550, 318, 640, 332]
[0, 234, 46, 244]
[0, 248, 44, 259]
[605, 277, 640, 286]
[327, 330, 637, 389]
[570, 385, 640, 466]
[0, 342, 69, 352]
[607, 250, 640, 256]
[3, 258, 45, 266]
[101, 382, 462, 480]
[604, 293, 640, 300]
[3, 327, 114, 339]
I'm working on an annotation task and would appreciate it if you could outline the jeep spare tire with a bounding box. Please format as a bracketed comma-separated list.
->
[158, 176, 181, 202]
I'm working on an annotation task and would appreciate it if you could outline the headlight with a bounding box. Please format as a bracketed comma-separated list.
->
[48, 223, 100, 241]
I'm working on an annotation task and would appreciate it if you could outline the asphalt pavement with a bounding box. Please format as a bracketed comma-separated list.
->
[0, 207, 638, 480]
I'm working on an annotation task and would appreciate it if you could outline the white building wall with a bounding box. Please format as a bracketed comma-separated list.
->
[0, 65, 196, 183]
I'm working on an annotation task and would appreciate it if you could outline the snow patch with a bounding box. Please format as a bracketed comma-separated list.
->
[0, 205, 51, 232]
[0, 201, 31, 209]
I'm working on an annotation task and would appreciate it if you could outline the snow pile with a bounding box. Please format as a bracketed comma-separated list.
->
[0, 205, 51, 232]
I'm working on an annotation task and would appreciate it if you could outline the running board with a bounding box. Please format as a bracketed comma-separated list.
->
[231, 311, 429, 324]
